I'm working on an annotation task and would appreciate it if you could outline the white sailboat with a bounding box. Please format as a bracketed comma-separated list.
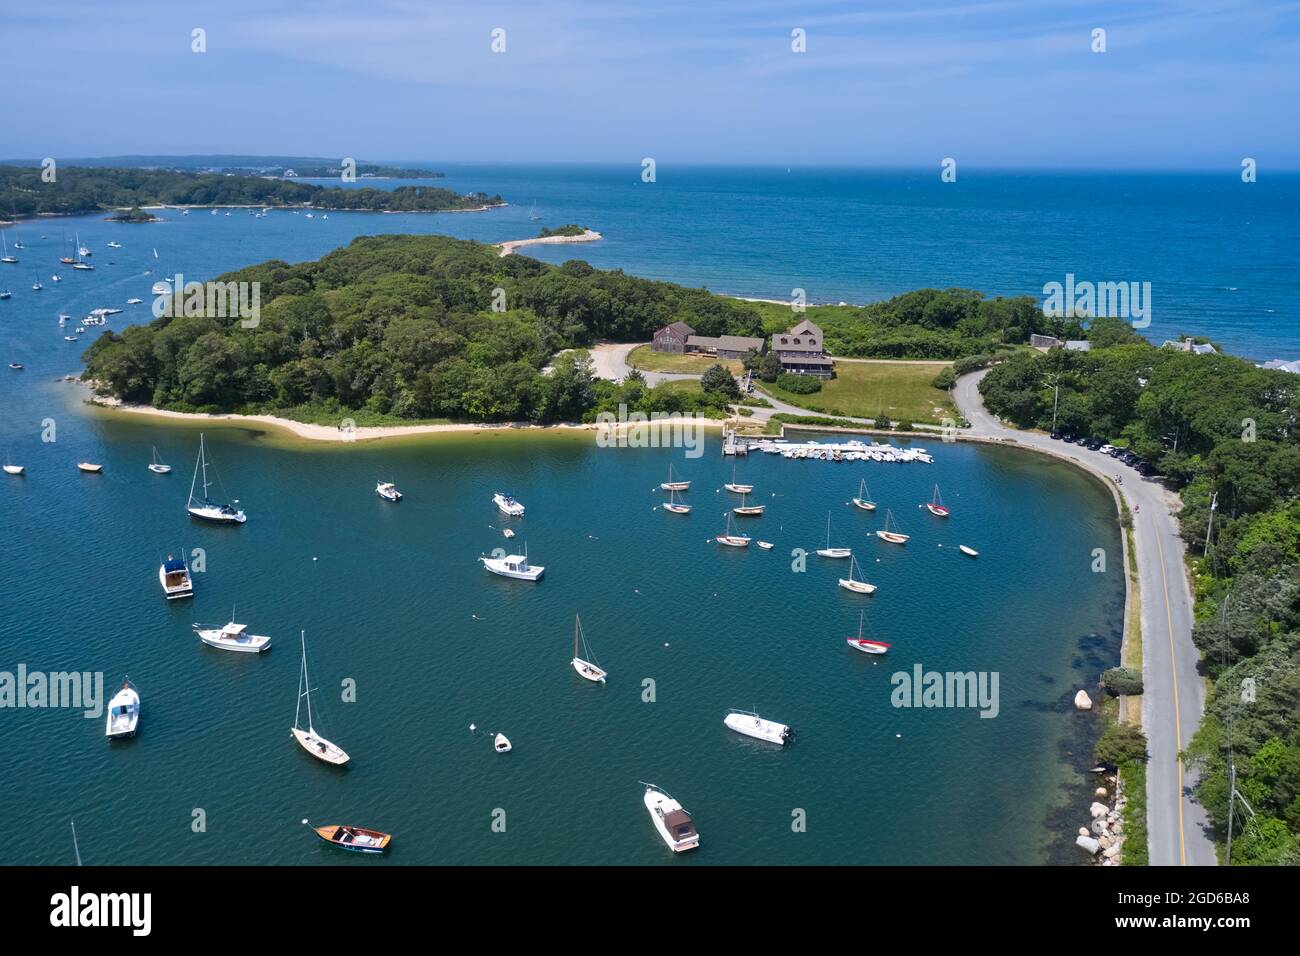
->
[724, 709, 793, 745]
[816, 512, 851, 558]
[528, 200, 541, 221]
[876, 508, 909, 544]
[187, 434, 246, 524]
[662, 486, 691, 514]
[732, 491, 765, 516]
[571, 614, 607, 683]
[3, 450, 22, 475]
[837, 554, 877, 594]
[291, 631, 349, 765]
[0, 233, 17, 264]
[479, 543, 544, 580]
[724, 463, 753, 494]
[715, 511, 751, 547]
[926, 484, 950, 517]
[852, 478, 876, 511]
[105, 679, 140, 739]
[193, 618, 271, 653]
[148, 447, 171, 474]
[660, 464, 690, 492]
[643, 784, 699, 852]
[846, 609, 890, 655]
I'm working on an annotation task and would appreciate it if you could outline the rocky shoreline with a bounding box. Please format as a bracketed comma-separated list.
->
[1077, 771, 1127, 865]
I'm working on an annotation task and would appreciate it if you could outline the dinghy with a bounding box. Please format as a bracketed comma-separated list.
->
[643, 783, 699, 852]
[159, 554, 193, 599]
[816, 512, 851, 558]
[571, 614, 607, 683]
[494, 733, 512, 753]
[148, 447, 171, 474]
[77, 462, 102, 473]
[724, 709, 793, 745]
[291, 631, 350, 765]
[926, 484, 950, 517]
[846, 610, 890, 655]
[660, 464, 690, 492]
[3, 464, 22, 475]
[193, 619, 270, 653]
[187, 434, 246, 523]
[715, 511, 751, 547]
[851, 478, 876, 511]
[307, 822, 390, 854]
[105, 679, 140, 739]
[837, 554, 877, 594]
[757, 540, 774, 550]
[875, 509, 910, 544]
[959, 544, 979, 557]
[502, 528, 515, 538]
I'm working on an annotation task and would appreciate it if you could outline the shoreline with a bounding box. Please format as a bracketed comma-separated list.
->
[497, 229, 602, 257]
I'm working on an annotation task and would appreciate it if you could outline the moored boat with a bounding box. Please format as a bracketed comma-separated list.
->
[846, 609, 890, 654]
[291, 632, 349, 765]
[662, 486, 691, 514]
[837, 554, 877, 594]
[194, 620, 271, 653]
[757, 540, 774, 549]
[660, 464, 689, 492]
[479, 547, 544, 581]
[852, 478, 876, 511]
[307, 822, 390, 854]
[571, 614, 607, 683]
[105, 679, 140, 739]
[926, 484, 950, 517]
[723, 463, 752, 494]
[959, 544, 979, 557]
[492, 491, 525, 516]
[724, 709, 793, 745]
[159, 553, 193, 599]
[148, 447, 171, 474]
[494, 733, 512, 753]
[376, 480, 402, 502]
[732, 492, 765, 516]
[876, 508, 910, 544]
[715, 511, 750, 547]
[816, 512, 851, 558]
[643, 784, 699, 853]
[187, 434, 246, 524]
[77, 462, 102, 473]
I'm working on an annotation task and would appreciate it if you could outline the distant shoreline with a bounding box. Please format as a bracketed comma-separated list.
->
[497, 229, 602, 257]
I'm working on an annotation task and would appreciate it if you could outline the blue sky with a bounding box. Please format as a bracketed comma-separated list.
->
[4, 0, 1297, 167]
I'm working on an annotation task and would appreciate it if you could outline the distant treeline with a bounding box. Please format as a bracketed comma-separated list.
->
[0, 166, 499, 218]
[271, 164, 443, 179]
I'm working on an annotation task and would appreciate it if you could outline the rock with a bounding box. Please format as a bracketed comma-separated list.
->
[1074, 690, 1093, 710]
[1094, 787, 1108, 797]
[1091, 818, 1109, 836]
[1090, 801, 1109, 818]
[1078, 827, 1090, 837]
[1099, 835, 1112, 849]
[1076, 835, 1101, 855]
[1104, 845, 1121, 859]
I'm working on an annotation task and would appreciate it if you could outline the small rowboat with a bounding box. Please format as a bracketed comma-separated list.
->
[851, 478, 876, 511]
[77, 462, 103, 473]
[959, 544, 979, 557]
[876, 509, 909, 544]
[308, 822, 391, 854]
[503, 528, 515, 538]
[757, 541, 774, 550]
[494, 733, 513, 753]
[926, 484, 950, 517]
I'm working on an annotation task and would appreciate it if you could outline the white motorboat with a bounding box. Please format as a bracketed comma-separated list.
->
[715, 511, 750, 547]
[723, 463, 752, 494]
[959, 544, 979, 557]
[376, 480, 402, 502]
[852, 478, 876, 511]
[194, 619, 271, 653]
[291, 631, 349, 765]
[126, 297, 142, 305]
[876, 508, 909, 544]
[662, 486, 691, 514]
[479, 548, 544, 581]
[105, 679, 140, 739]
[757, 540, 774, 549]
[63, 335, 78, 341]
[846, 610, 890, 655]
[494, 733, 512, 753]
[107, 241, 122, 249]
[660, 463, 690, 492]
[187, 433, 246, 523]
[148, 447, 171, 474]
[151, 280, 171, 296]
[643, 784, 699, 852]
[493, 492, 525, 516]
[816, 512, 851, 558]
[838, 554, 877, 594]
[724, 709, 793, 745]
[3, 464, 22, 475]
[571, 614, 607, 683]
[77, 462, 102, 473]
[502, 528, 515, 538]
[159, 553, 194, 599]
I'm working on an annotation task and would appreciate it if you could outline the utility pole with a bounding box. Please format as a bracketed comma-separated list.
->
[1044, 374, 1061, 432]
[1205, 490, 1219, 569]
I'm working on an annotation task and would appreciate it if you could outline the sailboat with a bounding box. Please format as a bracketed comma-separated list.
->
[715, 511, 751, 547]
[291, 631, 350, 766]
[660, 464, 690, 492]
[571, 614, 607, 683]
[148, 447, 171, 474]
[187, 434, 246, 524]
[71, 234, 93, 270]
[837, 554, 877, 594]
[732, 491, 765, 516]
[724, 463, 753, 494]
[0, 233, 16, 264]
[528, 200, 541, 221]
[662, 486, 691, 514]
[852, 478, 876, 511]
[3, 450, 22, 475]
[876, 509, 909, 544]
[846, 610, 890, 655]
[816, 512, 851, 558]
[926, 484, 950, 517]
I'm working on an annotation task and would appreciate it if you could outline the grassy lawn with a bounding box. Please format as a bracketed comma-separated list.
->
[759, 360, 956, 423]
[627, 344, 743, 375]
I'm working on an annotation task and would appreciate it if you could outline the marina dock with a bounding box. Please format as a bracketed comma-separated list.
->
[723, 430, 933, 463]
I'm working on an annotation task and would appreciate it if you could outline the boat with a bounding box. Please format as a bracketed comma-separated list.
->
[662, 486, 691, 514]
[837, 554, 877, 594]
[151, 280, 171, 296]
[723, 463, 753, 494]
[7, 363, 22, 370]
[757, 540, 774, 549]
[63, 335, 78, 342]
[186, 434, 246, 523]
[193, 619, 271, 653]
[926, 484, 950, 517]
[660, 464, 690, 492]
[77, 240, 91, 257]
[494, 733, 512, 753]
[307, 822, 390, 854]
[732, 492, 765, 515]
[642, 784, 699, 853]
[3, 463, 23, 476]
[502, 528, 515, 538]
[852, 478, 877, 511]
[816, 512, 851, 558]
[0, 234, 16, 264]
[846, 610, 890, 655]
[0, 290, 10, 299]
[77, 462, 102, 473]
[492, 491, 525, 516]
[31, 280, 42, 291]
[715, 511, 751, 547]
[479, 546, 544, 581]
[72, 262, 93, 270]
[107, 241, 122, 249]
[158, 553, 194, 599]
[291, 631, 349, 765]
[126, 297, 142, 305]
[876, 509, 910, 544]
[571, 614, 607, 683]
[51, 274, 61, 283]
[528, 200, 541, 221]
[959, 544, 979, 557]
[376, 480, 402, 502]
[724, 709, 793, 745]
[105, 679, 140, 739]
[148, 447, 171, 474]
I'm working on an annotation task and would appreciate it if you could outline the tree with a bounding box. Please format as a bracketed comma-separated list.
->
[700, 363, 740, 399]
[758, 352, 783, 382]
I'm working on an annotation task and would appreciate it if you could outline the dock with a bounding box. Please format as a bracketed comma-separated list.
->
[722, 429, 932, 463]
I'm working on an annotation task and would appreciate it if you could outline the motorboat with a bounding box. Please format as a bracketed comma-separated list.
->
[159, 554, 194, 599]
[494, 733, 512, 753]
[724, 709, 793, 745]
[479, 548, 544, 581]
[308, 823, 390, 854]
[376, 480, 402, 502]
[193, 620, 271, 653]
[492, 492, 525, 516]
[643, 784, 699, 852]
[105, 679, 140, 739]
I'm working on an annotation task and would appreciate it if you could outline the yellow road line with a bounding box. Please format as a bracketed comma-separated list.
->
[1155, 525, 1187, 865]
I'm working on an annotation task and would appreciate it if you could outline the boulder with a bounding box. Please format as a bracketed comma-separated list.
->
[1094, 787, 1108, 798]
[1091, 818, 1109, 836]
[1076, 835, 1101, 855]
[1078, 827, 1090, 837]
[1103, 844, 1121, 859]
[1074, 689, 1093, 710]
[1090, 801, 1109, 818]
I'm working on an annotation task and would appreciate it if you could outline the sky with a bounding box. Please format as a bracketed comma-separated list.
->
[3, 0, 1298, 168]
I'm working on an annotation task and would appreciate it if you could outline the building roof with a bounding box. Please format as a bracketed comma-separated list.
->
[788, 318, 823, 338]
[1260, 358, 1300, 374]
[772, 335, 824, 352]
[778, 354, 834, 367]
[659, 321, 695, 338]
[686, 334, 765, 352]
[1064, 340, 1091, 351]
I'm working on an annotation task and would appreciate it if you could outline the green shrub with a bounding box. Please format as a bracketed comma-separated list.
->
[896, 420, 914, 432]
[874, 415, 892, 430]
[932, 367, 956, 389]
[1094, 722, 1148, 767]
[775, 373, 822, 394]
[1102, 666, 1144, 697]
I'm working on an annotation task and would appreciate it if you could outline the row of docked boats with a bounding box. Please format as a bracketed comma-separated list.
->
[754, 438, 935, 463]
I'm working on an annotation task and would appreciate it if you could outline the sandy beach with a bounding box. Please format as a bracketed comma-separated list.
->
[497, 229, 602, 257]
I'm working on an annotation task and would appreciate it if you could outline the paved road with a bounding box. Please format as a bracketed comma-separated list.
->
[588, 342, 701, 387]
[955, 370, 1216, 866]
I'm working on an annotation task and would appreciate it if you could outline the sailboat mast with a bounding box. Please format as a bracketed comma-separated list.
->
[574, 616, 580, 658]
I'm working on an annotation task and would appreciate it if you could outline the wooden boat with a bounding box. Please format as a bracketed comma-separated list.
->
[926, 484, 950, 517]
[851, 478, 876, 511]
[724, 709, 792, 745]
[571, 614, 607, 683]
[643, 784, 699, 852]
[876, 509, 910, 544]
[159, 553, 194, 600]
[837, 554, 877, 594]
[846, 610, 890, 655]
[76, 462, 102, 473]
[732, 492, 765, 516]
[959, 544, 979, 557]
[662, 486, 691, 514]
[494, 733, 512, 753]
[307, 822, 391, 854]
[715, 511, 751, 547]
[291, 632, 350, 766]
[660, 464, 690, 492]
[723, 463, 753, 495]
[148, 447, 171, 474]
[816, 512, 851, 558]
[105, 679, 140, 738]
